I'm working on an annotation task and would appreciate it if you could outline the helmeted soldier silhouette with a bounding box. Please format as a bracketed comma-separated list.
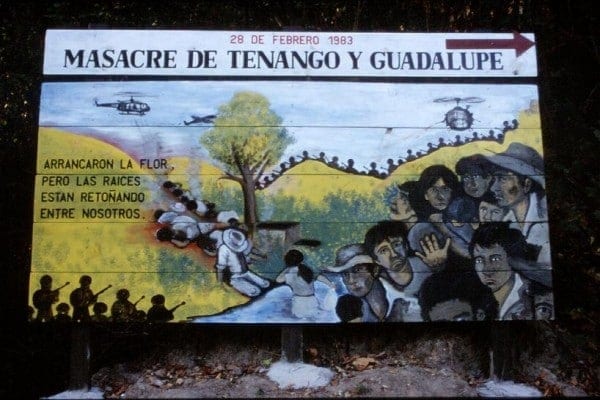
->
[55, 303, 72, 322]
[328, 156, 340, 169]
[367, 162, 380, 177]
[70, 275, 111, 322]
[344, 158, 359, 174]
[147, 294, 185, 323]
[111, 289, 137, 322]
[387, 158, 398, 174]
[32, 275, 58, 322]
[91, 302, 109, 322]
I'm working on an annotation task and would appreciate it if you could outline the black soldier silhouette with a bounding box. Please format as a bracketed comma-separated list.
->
[110, 289, 139, 322]
[406, 149, 416, 161]
[367, 162, 380, 177]
[297, 150, 310, 161]
[69, 275, 111, 323]
[387, 158, 398, 174]
[344, 158, 359, 174]
[55, 303, 72, 322]
[147, 294, 186, 323]
[32, 275, 70, 322]
[314, 151, 327, 163]
[91, 302, 109, 322]
[328, 156, 340, 169]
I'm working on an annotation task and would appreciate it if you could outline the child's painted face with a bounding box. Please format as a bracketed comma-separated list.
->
[462, 173, 492, 198]
[479, 201, 505, 222]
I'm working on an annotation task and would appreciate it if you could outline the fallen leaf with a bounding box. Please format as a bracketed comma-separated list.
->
[352, 357, 376, 371]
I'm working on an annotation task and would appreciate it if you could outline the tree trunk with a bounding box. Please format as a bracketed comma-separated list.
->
[241, 174, 258, 236]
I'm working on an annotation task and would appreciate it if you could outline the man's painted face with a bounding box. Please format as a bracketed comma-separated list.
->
[342, 264, 375, 298]
[374, 236, 409, 271]
[462, 174, 492, 198]
[478, 201, 505, 222]
[428, 298, 474, 321]
[473, 243, 512, 292]
[425, 178, 452, 210]
[374, 236, 411, 286]
[490, 171, 530, 208]
[390, 193, 414, 220]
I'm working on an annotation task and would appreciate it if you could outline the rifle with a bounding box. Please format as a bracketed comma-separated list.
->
[92, 284, 112, 300]
[169, 301, 186, 313]
[133, 295, 145, 307]
[52, 281, 70, 293]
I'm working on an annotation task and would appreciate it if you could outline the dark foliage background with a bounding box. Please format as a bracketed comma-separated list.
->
[1, 1, 598, 398]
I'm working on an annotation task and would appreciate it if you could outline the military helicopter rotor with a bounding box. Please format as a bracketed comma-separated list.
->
[433, 96, 485, 131]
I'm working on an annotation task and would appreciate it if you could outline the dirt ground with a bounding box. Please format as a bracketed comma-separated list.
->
[86, 323, 594, 398]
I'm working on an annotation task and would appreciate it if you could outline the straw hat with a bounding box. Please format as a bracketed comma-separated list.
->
[327, 243, 374, 273]
[222, 228, 249, 253]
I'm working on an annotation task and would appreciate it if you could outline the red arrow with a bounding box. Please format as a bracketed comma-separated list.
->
[446, 32, 535, 57]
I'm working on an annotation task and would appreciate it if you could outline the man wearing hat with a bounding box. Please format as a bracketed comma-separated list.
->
[485, 142, 551, 266]
[327, 244, 389, 322]
[215, 228, 270, 297]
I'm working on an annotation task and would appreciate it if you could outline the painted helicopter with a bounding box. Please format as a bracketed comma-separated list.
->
[433, 96, 485, 131]
[94, 96, 151, 115]
[184, 114, 216, 125]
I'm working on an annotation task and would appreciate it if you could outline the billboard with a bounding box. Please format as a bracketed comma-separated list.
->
[31, 30, 552, 323]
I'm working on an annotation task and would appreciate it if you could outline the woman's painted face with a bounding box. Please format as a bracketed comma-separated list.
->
[425, 178, 452, 210]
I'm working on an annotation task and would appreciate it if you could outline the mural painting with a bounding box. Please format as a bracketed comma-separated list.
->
[30, 31, 552, 323]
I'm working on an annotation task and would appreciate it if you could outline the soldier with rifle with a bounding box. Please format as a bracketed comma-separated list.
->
[147, 294, 186, 322]
[69, 275, 112, 322]
[32, 275, 70, 322]
[111, 289, 143, 322]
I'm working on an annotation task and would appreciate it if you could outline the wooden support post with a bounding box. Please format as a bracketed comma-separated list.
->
[489, 322, 516, 381]
[281, 326, 303, 363]
[69, 324, 91, 391]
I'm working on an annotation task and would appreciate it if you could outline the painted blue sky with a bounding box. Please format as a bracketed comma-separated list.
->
[39, 81, 538, 169]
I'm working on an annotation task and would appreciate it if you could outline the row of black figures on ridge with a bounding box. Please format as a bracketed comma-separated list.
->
[256, 122, 515, 188]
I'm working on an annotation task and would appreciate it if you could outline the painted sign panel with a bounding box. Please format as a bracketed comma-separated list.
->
[43, 30, 537, 77]
[30, 31, 552, 324]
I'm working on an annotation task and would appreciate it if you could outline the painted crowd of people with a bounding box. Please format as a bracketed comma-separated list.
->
[330, 142, 553, 322]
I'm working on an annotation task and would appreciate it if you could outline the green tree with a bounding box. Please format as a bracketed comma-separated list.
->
[200, 91, 294, 231]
